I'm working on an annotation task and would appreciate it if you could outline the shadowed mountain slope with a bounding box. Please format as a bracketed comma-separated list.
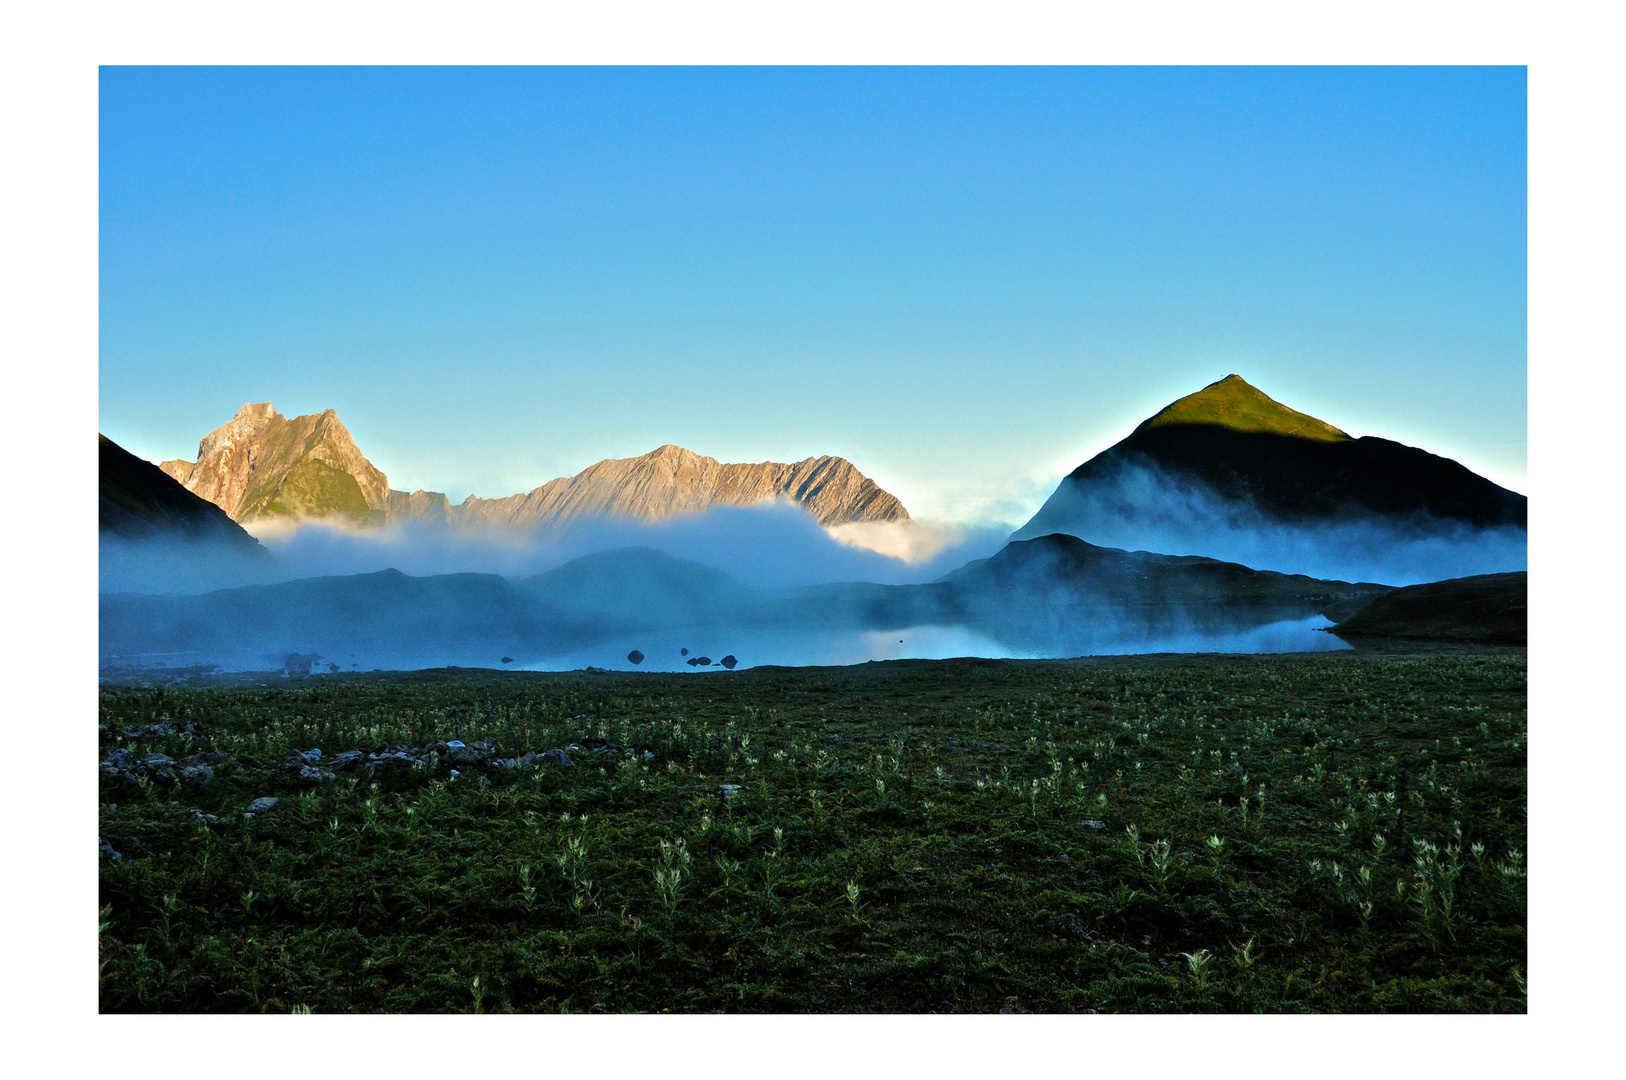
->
[100, 569, 605, 668]
[519, 547, 759, 626]
[1329, 571, 1526, 645]
[945, 533, 1391, 617]
[100, 435, 266, 553]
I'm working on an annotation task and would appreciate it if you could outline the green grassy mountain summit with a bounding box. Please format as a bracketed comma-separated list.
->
[1139, 373, 1349, 441]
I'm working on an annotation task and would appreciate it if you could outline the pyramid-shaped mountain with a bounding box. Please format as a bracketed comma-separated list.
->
[1017, 375, 1526, 541]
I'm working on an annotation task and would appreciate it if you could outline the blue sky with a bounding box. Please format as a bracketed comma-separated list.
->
[99, 66, 1526, 522]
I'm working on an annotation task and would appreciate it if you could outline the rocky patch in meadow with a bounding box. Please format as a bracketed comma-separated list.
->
[99, 729, 651, 795]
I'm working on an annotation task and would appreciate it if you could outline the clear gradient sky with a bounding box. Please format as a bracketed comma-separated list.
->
[99, 66, 1526, 523]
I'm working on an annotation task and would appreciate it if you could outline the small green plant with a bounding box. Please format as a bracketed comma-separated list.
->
[517, 863, 537, 912]
[1147, 839, 1174, 888]
[653, 838, 692, 911]
[1181, 949, 1213, 988]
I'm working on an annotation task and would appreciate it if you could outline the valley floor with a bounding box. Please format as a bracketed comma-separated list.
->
[98, 649, 1526, 1013]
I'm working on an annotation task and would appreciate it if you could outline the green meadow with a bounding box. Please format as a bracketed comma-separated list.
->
[97, 649, 1526, 1013]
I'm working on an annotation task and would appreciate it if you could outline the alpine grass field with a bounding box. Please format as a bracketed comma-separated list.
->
[97, 649, 1526, 1013]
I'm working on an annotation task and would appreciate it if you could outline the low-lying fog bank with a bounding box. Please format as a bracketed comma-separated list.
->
[99, 613, 1350, 678]
[100, 539, 1365, 677]
[1014, 461, 1527, 585]
[102, 501, 1013, 597]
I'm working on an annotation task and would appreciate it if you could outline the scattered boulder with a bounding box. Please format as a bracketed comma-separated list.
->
[99, 837, 121, 861]
[539, 749, 574, 769]
[180, 764, 215, 788]
[367, 750, 418, 772]
[297, 765, 335, 785]
[117, 722, 193, 740]
[245, 797, 280, 815]
[330, 750, 365, 772]
[720, 655, 738, 669]
[447, 744, 484, 765]
[719, 784, 743, 798]
[627, 650, 645, 665]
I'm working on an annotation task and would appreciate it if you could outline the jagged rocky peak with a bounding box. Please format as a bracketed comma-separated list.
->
[387, 488, 452, 525]
[163, 405, 910, 531]
[161, 402, 392, 528]
[453, 444, 910, 530]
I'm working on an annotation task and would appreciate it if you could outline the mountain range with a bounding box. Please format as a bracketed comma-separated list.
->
[104, 373, 1527, 663]
[159, 403, 908, 532]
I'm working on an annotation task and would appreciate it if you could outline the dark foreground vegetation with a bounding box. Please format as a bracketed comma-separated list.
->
[98, 650, 1526, 1013]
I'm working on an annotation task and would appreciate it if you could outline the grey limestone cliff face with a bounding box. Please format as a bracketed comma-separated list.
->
[386, 488, 452, 525]
[450, 444, 910, 530]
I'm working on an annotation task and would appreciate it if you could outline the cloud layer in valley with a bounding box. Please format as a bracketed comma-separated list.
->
[1013, 460, 1527, 586]
[101, 500, 1014, 597]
